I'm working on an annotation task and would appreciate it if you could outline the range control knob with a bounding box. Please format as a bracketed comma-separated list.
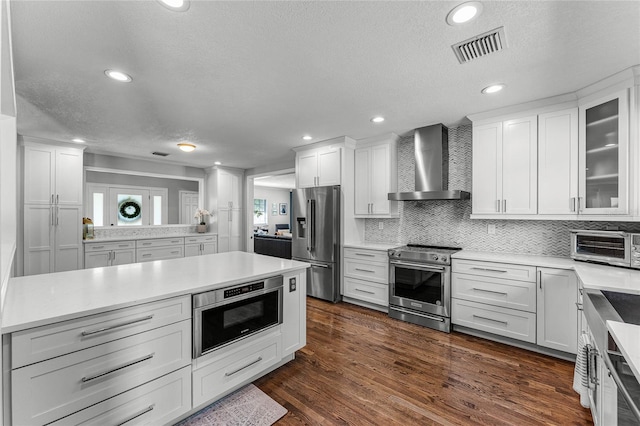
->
[442, 256, 448, 263]
[432, 255, 439, 261]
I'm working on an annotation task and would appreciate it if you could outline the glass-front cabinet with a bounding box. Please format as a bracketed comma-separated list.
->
[578, 89, 629, 215]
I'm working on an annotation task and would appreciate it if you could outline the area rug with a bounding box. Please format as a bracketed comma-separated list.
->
[176, 384, 287, 426]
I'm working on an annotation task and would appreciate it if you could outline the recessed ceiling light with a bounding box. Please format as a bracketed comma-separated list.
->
[481, 83, 506, 94]
[371, 116, 385, 123]
[302, 135, 313, 141]
[71, 138, 85, 143]
[177, 143, 196, 152]
[214, 161, 222, 165]
[157, 0, 190, 12]
[104, 70, 132, 82]
[446, 2, 483, 26]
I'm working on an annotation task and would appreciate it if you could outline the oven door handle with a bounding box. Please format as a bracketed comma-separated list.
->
[390, 306, 445, 322]
[390, 261, 445, 273]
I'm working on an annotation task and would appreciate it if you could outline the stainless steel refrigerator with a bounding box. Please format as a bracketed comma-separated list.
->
[292, 185, 341, 302]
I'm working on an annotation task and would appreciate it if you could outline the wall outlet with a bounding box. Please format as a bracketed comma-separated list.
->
[289, 277, 296, 292]
[487, 224, 496, 235]
[378, 222, 384, 230]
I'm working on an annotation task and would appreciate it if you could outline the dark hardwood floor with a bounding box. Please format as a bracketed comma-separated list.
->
[255, 297, 593, 425]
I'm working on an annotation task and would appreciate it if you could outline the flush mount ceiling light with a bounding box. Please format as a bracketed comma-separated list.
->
[104, 69, 132, 82]
[302, 135, 313, 141]
[71, 138, 85, 143]
[177, 143, 196, 152]
[481, 83, 506, 94]
[157, 0, 190, 12]
[371, 116, 385, 123]
[446, 1, 483, 25]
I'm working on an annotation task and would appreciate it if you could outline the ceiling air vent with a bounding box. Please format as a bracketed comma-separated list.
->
[152, 151, 170, 157]
[452, 27, 506, 64]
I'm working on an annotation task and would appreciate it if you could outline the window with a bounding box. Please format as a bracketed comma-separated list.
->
[254, 199, 267, 225]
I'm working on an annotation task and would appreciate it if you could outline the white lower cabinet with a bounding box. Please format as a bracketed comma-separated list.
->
[12, 320, 191, 425]
[184, 235, 218, 257]
[48, 366, 191, 426]
[84, 241, 136, 268]
[536, 267, 578, 354]
[136, 238, 185, 262]
[342, 247, 389, 308]
[452, 258, 580, 355]
[192, 331, 282, 407]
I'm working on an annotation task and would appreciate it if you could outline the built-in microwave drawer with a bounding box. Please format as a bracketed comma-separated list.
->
[452, 259, 536, 282]
[12, 320, 191, 426]
[451, 273, 536, 313]
[12, 295, 191, 368]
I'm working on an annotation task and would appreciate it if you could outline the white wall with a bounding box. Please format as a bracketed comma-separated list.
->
[254, 186, 291, 234]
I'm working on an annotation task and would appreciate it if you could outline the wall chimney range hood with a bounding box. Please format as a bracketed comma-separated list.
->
[388, 124, 470, 201]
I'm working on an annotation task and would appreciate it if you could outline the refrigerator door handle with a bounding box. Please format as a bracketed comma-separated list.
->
[307, 199, 316, 252]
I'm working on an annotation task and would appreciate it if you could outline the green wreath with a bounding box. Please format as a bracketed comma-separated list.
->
[118, 199, 141, 221]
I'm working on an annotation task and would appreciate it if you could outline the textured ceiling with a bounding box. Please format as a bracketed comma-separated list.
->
[10, 1, 640, 169]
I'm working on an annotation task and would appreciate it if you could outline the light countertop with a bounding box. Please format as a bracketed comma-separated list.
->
[344, 242, 401, 251]
[83, 233, 218, 243]
[607, 321, 640, 382]
[2, 252, 309, 334]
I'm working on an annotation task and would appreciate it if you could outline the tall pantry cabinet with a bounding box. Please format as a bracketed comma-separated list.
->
[23, 141, 85, 275]
[212, 167, 244, 253]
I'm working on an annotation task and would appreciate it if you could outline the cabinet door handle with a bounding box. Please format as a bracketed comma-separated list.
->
[56, 194, 59, 204]
[473, 315, 508, 325]
[538, 270, 542, 289]
[496, 200, 500, 213]
[470, 267, 507, 273]
[472, 288, 508, 296]
[116, 404, 155, 426]
[56, 206, 59, 226]
[51, 194, 54, 204]
[50, 207, 54, 226]
[570, 197, 577, 212]
[355, 288, 375, 295]
[503, 199, 506, 212]
[81, 353, 154, 382]
[81, 315, 154, 336]
[578, 197, 584, 212]
[225, 357, 262, 377]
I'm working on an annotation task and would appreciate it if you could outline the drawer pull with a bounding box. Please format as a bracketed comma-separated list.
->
[355, 288, 375, 295]
[116, 404, 155, 426]
[118, 244, 129, 248]
[91, 246, 105, 250]
[225, 357, 263, 377]
[355, 268, 375, 273]
[171, 251, 180, 254]
[142, 254, 152, 257]
[472, 288, 508, 296]
[473, 315, 508, 325]
[470, 267, 507, 273]
[81, 353, 155, 382]
[81, 315, 154, 336]
[355, 253, 375, 257]
[142, 242, 151, 246]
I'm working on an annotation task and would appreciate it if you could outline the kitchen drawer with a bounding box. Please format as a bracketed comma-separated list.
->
[451, 298, 536, 343]
[12, 320, 191, 426]
[84, 240, 135, 252]
[192, 331, 281, 407]
[452, 273, 536, 313]
[344, 258, 388, 284]
[185, 235, 217, 244]
[344, 277, 388, 306]
[12, 295, 190, 368]
[136, 237, 185, 249]
[48, 366, 191, 425]
[137, 246, 184, 262]
[344, 247, 388, 263]
[452, 259, 536, 282]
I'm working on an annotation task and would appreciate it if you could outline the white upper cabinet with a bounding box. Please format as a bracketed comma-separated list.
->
[217, 168, 243, 209]
[295, 146, 341, 188]
[354, 135, 398, 217]
[24, 144, 83, 206]
[472, 116, 537, 215]
[578, 89, 629, 215]
[538, 108, 579, 215]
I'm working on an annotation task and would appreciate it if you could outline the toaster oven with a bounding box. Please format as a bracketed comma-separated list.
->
[570, 230, 640, 269]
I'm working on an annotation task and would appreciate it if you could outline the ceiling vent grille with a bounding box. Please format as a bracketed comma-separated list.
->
[452, 27, 506, 64]
[152, 151, 170, 157]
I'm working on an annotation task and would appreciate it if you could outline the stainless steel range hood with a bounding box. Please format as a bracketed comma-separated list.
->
[388, 124, 470, 201]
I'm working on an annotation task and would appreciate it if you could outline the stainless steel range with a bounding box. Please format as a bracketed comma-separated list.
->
[388, 244, 461, 332]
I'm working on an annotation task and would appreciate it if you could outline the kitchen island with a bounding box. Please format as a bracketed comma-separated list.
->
[2, 252, 309, 425]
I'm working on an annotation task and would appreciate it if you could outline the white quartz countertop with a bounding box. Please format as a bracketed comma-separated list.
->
[344, 242, 401, 251]
[2, 252, 309, 334]
[451, 250, 575, 269]
[83, 233, 218, 243]
[607, 321, 640, 382]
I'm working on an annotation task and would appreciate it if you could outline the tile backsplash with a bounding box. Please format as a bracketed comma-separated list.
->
[364, 124, 640, 257]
